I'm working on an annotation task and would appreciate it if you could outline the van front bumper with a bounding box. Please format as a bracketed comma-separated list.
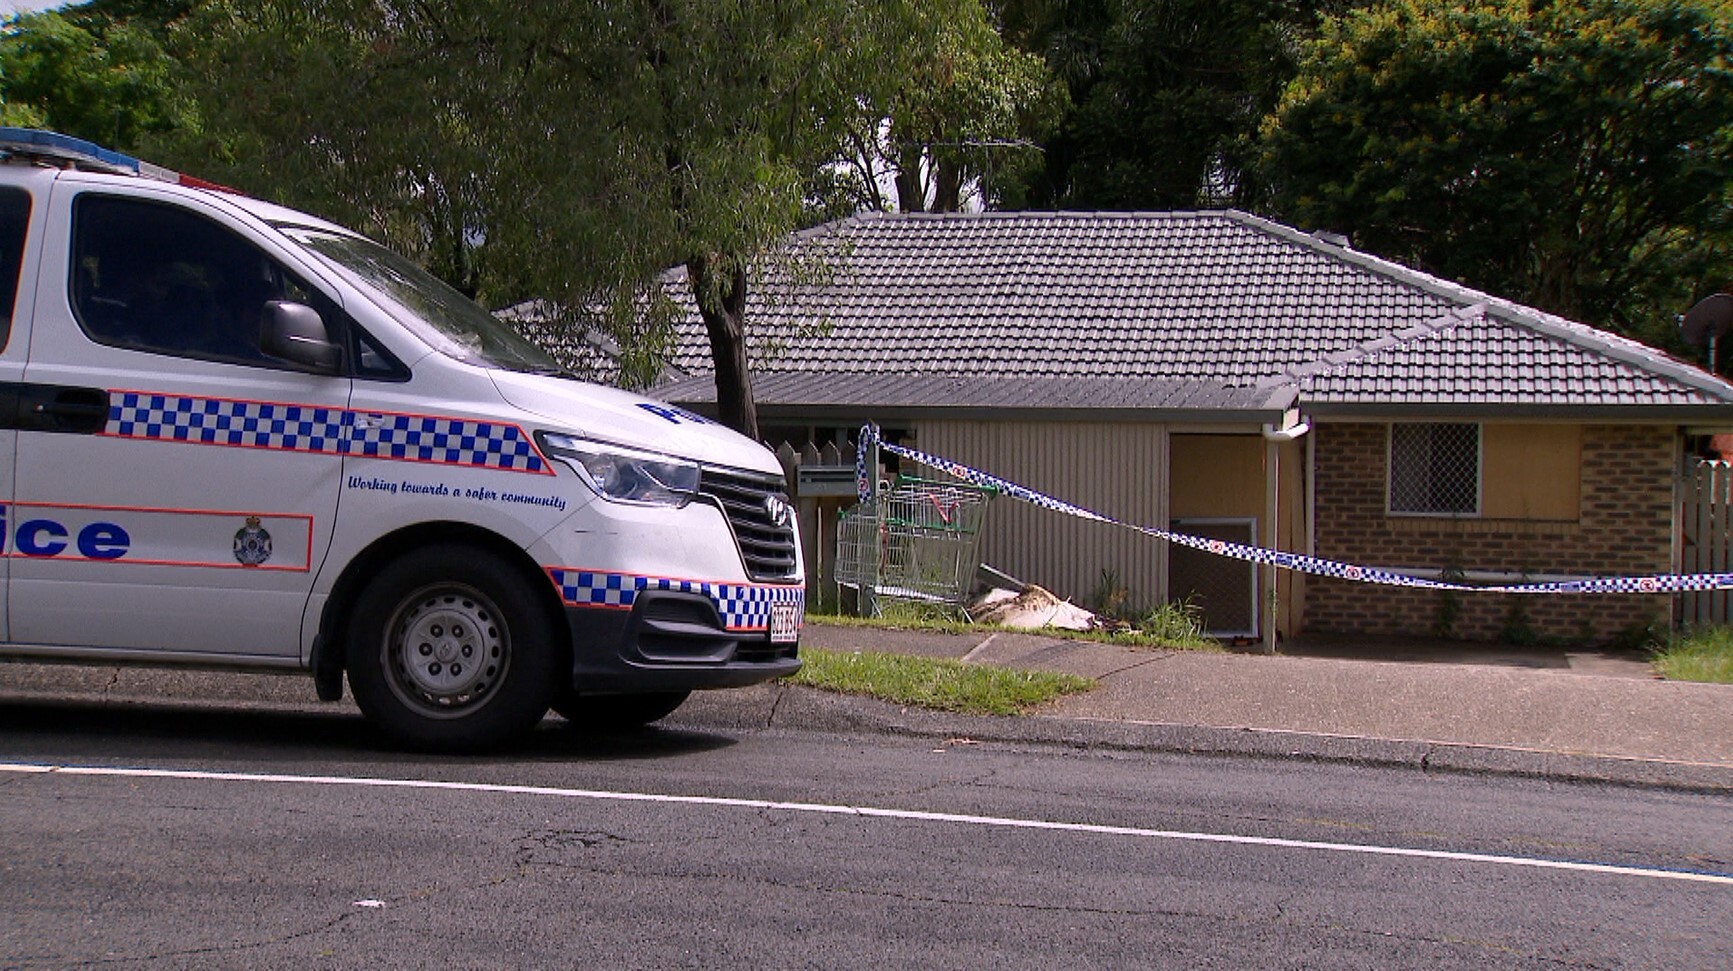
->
[550, 569, 803, 694]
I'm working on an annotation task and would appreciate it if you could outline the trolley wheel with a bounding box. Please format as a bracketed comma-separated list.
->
[346, 544, 560, 752]
[554, 691, 691, 730]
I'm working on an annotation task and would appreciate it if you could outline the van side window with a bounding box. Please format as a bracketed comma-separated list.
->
[70, 195, 327, 369]
[0, 186, 31, 350]
[355, 327, 409, 380]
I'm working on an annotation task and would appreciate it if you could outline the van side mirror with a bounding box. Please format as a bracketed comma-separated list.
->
[261, 300, 343, 374]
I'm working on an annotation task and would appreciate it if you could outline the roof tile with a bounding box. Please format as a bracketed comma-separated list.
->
[612, 210, 1733, 413]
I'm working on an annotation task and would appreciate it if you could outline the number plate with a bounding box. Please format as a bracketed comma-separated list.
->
[770, 602, 801, 644]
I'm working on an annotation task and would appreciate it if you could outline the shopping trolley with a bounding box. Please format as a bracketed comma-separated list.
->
[835, 476, 995, 616]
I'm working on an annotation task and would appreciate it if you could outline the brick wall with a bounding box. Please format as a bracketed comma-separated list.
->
[1304, 423, 1673, 644]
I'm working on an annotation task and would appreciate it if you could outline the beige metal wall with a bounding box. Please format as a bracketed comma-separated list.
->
[1167, 433, 1306, 640]
[914, 420, 1169, 608]
[1274, 436, 1306, 639]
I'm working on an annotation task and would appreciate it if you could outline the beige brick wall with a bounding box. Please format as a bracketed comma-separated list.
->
[1304, 422, 1674, 644]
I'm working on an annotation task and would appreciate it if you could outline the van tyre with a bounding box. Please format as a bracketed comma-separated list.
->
[347, 545, 560, 752]
[554, 690, 690, 730]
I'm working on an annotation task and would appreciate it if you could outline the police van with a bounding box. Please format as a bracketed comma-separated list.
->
[0, 129, 804, 751]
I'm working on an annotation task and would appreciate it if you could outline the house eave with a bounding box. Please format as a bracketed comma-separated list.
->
[1304, 401, 1733, 423]
[653, 372, 1299, 424]
[667, 401, 1296, 425]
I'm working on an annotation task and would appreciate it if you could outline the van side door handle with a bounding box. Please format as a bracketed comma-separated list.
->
[4, 383, 110, 434]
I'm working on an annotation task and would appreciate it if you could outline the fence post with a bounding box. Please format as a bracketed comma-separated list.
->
[861, 429, 881, 616]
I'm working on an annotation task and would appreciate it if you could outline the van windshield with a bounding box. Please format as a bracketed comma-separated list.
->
[279, 225, 564, 374]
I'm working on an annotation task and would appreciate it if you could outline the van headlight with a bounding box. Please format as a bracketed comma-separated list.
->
[538, 433, 700, 506]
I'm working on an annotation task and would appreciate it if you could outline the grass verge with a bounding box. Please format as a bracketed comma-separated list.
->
[1652, 627, 1733, 683]
[785, 646, 1095, 716]
[808, 607, 1224, 653]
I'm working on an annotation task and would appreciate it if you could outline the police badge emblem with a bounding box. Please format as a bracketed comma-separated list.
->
[233, 515, 273, 567]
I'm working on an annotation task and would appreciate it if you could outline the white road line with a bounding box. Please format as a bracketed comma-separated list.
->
[5, 760, 1729, 886]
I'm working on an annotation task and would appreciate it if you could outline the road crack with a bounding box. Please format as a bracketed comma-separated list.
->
[1093, 652, 1180, 680]
[766, 683, 790, 727]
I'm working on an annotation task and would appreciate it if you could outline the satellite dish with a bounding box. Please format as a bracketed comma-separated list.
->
[1682, 293, 1733, 348]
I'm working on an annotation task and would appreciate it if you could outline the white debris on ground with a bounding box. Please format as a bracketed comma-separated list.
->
[967, 585, 1098, 632]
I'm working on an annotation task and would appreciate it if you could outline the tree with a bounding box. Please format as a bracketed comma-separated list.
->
[171, 0, 1038, 436]
[1257, 0, 1733, 340]
[995, 0, 1342, 209]
[167, 3, 501, 300]
[0, 8, 192, 149]
[840, 0, 1062, 214]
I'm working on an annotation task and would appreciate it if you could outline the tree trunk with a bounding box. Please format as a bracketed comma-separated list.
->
[688, 254, 760, 440]
[894, 141, 927, 213]
[932, 157, 963, 213]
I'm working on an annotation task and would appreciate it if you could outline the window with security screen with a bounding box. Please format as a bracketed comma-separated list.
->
[1388, 423, 1480, 515]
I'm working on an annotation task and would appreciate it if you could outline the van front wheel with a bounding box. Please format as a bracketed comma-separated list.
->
[346, 546, 558, 752]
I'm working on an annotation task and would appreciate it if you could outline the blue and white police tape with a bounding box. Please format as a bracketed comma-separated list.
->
[855, 424, 1733, 596]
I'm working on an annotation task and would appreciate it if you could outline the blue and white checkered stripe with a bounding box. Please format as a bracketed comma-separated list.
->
[349, 414, 545, 471]
[107, 391, 548, 474]
[550, 568, 806, 631]
[856, 423, 1733, 595]
[111, 392, 348, 452]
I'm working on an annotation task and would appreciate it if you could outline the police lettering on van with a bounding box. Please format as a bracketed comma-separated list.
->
[0, 506, 131, 559]
[0, 129, 804, 751]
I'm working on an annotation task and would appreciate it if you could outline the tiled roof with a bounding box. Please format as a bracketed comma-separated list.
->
[496, 300, 666, 386]
[646, 210, 1733, 417]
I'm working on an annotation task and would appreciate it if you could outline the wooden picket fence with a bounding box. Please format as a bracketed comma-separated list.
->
[773, 441, 856, 609]
[1680, 459, 1733, 626]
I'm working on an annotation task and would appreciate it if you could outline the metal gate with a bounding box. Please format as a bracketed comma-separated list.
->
[1680, 460, 1733, 626]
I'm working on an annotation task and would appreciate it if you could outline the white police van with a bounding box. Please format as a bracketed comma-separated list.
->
[0, 129, 803, 750]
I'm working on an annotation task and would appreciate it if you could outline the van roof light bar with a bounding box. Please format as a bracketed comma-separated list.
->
[0, 127, 235, 192]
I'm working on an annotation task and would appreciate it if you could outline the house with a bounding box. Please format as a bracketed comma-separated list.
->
[645, 210, 1733, 647]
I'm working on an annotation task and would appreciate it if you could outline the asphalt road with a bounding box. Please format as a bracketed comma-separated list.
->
[1, 699, 1730, 970]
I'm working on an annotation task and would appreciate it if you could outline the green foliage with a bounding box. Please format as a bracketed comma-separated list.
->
[1652, 626, 1733, 683]
[1433, 564, 1465, 638]
[0, 95, 43, 128]
[787, 646, 1094, 715]
[1498, 599, 1538, 647]
[1087, 568, 1211, 646]
[1087, 567, 1134, 620]
[68, 1, 199, 30]
[811, 610, 988, 637]
[839, 0, 1063, 213]
[1134, 599, 1212, 648]
[876, 599, 971, 626]
[998, 0, 1341, 209]
[150, 0, 1046, 431]
[39, 0, 1726, 408]
[1613, 613, 1668, 654]
[1258, 0, 1733, 340]
[808, 610, 1224, 651]
[0, 10, 193, 150]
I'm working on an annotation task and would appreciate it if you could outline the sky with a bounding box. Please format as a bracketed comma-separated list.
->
[2, 1, 70, 14]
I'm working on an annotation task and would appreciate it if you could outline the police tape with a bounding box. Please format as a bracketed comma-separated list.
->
[855, 424, 1732, 596]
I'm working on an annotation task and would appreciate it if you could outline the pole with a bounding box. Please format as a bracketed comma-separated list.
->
[858, 424, 882, 617]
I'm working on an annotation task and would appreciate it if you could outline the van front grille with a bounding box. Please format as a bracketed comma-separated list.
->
[698, 468, 799, 582]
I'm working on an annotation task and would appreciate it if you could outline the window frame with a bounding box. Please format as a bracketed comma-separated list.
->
[1386, 421, 1483, 518]
[0, 185, 32, 354]
[66, 192, 408, 381]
